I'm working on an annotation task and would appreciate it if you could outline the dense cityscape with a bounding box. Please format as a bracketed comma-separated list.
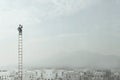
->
[0, 68, 120, 80]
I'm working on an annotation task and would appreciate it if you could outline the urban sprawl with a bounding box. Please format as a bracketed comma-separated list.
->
[0, 68, 120, 80]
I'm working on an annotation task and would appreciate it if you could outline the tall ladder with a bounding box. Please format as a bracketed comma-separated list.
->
[18, 24, 23, 80]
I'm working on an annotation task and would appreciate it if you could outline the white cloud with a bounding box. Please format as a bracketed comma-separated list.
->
[0, 0, 101, 25]
[0, 0, 101, 38]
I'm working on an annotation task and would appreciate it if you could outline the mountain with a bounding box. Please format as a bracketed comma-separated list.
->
[44, 51, 120, 69]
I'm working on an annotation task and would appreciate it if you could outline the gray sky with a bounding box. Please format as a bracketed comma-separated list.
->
[0, 0, 120, 68]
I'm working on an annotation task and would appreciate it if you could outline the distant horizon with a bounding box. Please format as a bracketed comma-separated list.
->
[0, 51, 120, 69]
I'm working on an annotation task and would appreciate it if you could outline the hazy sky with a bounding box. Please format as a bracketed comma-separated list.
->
[0, 0, 120, 68]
